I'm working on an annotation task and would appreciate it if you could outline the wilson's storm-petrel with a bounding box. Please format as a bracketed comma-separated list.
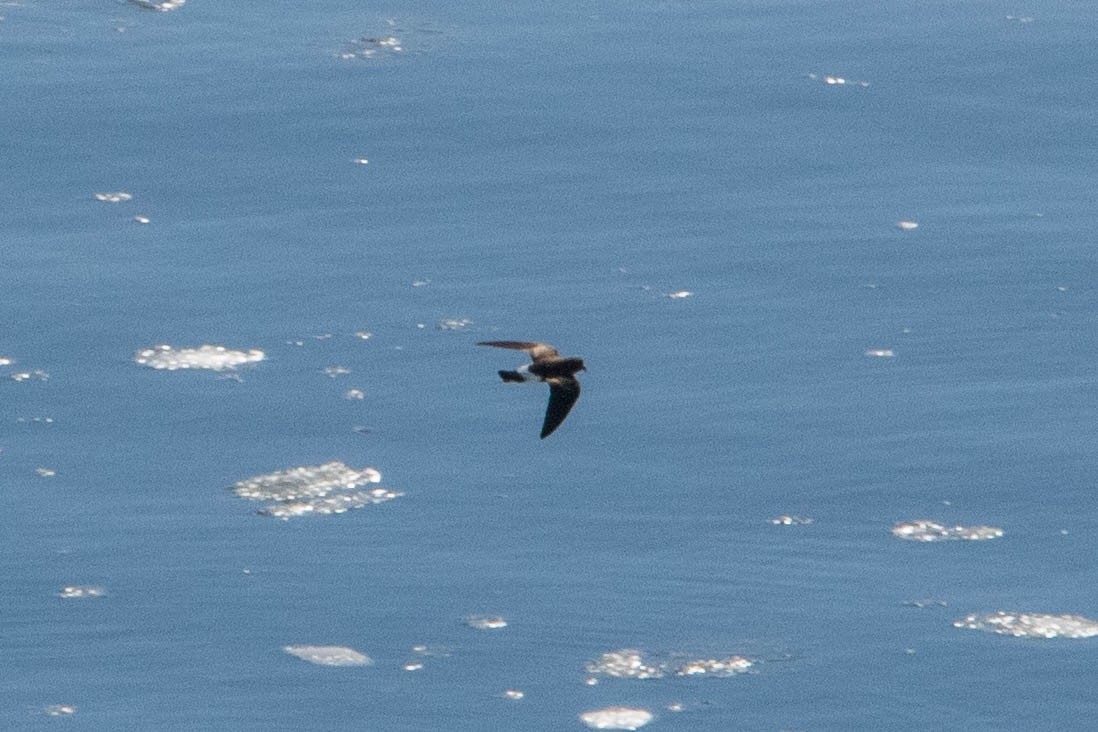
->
[478, 341, 585, 439]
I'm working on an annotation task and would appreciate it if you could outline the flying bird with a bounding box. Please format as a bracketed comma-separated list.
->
[478, 341, 585, 438]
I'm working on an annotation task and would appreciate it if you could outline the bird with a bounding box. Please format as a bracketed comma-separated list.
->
[477, 341, 585, 438]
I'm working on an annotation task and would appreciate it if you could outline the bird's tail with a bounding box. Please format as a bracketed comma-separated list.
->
[499, 370, 527, 383]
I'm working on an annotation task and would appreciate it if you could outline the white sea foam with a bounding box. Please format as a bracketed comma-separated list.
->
[43, 704, 77, 717]
[770, 515, 814, 526]
[94, 191, 132, 202]
[673, 656, 755, 677]
[402, 644, 451, 671]
[341, 35, 403, 61]
[807, 72, 870, 88]
[579, 706, 654, 730]
[892, 520, 1003, 542]
[10, 369, 48, 382]
[283, 645, 372, 666]
[586, 649, 664, 679]
[135, 344, 265, 371]
[58, 586, 106, 599]
[233, 462, 381, 500]
[896, 220, 919, 231]
[954, 612, 1098, 639]
[257, 489, 400, 519]
[233, 462, 397, 519]
[128, 0, 185, 10]
[585, 648, 753, 680]
[465, 615, 508, 630]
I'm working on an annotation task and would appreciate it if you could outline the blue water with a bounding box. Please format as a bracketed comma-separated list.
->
[4, 1, 1098, 729]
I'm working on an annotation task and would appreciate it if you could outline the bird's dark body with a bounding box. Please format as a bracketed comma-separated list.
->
[478, 341, 585, 439]
[529, 357, 585, 380]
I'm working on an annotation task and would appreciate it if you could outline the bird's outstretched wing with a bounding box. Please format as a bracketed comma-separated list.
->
[477, 341, 560, 362]
[541, 377, 580, 439]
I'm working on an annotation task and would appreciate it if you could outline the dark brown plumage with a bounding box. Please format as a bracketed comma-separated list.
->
[478, 341, 585, 438]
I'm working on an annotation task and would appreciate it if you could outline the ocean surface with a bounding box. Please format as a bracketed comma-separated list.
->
[4, 1, 1098, 729]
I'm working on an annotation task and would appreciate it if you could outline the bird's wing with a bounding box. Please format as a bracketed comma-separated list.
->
[477, 341, 560, 361]
[541, 376, 580, 439]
